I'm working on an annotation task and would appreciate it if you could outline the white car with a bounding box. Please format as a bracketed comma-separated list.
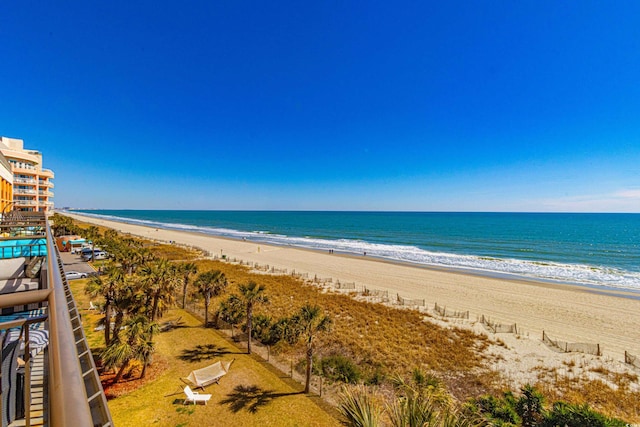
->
[82, 251, 108, 261]
[65, 271, 88, 280]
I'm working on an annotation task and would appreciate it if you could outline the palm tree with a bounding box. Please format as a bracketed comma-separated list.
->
[238, 281, 267, 354]
[251, 314, 284, 361]
[85, 266, 125, 346]
[51, 213, 76, 237]
[110, 275, 142, 343]
[85, 225, 102, 262]
[291, 304, 332, 394]
[218, 294, 245, 337]
[194, 270, 227, 326]
[101, 314, 158, 383]
[139, 259, 179, 322]
[179, 262, 198, 309]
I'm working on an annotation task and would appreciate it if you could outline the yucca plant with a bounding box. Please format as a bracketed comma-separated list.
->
[338, 385, 383, 427]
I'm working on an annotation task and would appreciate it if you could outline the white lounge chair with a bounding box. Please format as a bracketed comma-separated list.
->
[183, 386, 212, 405]
[89, 301, 98, 311]
[183, 359, 234, 390]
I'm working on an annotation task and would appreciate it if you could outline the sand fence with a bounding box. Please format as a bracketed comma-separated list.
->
[542, 330, 602, 356]
[478, 315, 518, 334]
[624, 351, 640, 369]
[205, 253, 640, 364]
[361, 287, 390, 302]
[395, 293, 425, 307]
[334, 280, 356, 291]
[433, 302, 469, 319]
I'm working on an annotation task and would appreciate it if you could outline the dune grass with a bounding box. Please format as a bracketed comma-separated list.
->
[191, 260, 498, 401]
[189, 261, 640, 423]
[70, 279, 341, 427]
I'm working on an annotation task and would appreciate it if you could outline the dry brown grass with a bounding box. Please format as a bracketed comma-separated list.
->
[192, 260, 501, 402]
[536, 369, 640, 423]
[147, 242, 201, 261]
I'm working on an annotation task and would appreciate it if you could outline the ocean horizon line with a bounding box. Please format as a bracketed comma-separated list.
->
[66, 209, 640, 293]
[65, 208, 640, 215]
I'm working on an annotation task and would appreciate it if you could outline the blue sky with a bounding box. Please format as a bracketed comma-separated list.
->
[1, 1, 639, 212]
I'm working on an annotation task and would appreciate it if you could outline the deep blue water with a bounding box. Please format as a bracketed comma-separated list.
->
[71, 210, 640, 291]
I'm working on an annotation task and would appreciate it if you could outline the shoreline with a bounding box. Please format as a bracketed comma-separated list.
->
[63, 211, 640, 361]
[66, 211, 640, 301]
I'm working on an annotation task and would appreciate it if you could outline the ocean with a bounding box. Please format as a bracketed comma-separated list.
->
[72, 210, 640, 291]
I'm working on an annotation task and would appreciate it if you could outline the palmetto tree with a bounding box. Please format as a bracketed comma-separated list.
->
[218, 294, 245, 337]
[85, 266, 125, 346]
[101, 314, 158, 383]
[291, 304, 332, 394]
[139, 259, 179, 322]
[194, 270, 227, 326]
[84, 225, 102, 262]
[179, 262, 198, 309]
[238, 281, 267, 354]
[110, 275, 143, 343]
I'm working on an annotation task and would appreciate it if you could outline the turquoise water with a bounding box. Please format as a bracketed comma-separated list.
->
[72, 210, 640, 291]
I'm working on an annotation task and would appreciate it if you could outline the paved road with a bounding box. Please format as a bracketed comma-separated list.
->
[59, 251, 97, 275]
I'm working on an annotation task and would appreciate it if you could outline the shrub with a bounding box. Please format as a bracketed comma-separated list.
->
[543, 402, 627, 427]
[338, 385, 382, 427]
[364, 368, 385, 386]
[320, 354, 361, 384]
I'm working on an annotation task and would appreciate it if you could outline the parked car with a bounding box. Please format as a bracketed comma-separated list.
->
[78, 247, 98, 258]
[82, 250, 108, 261]
[65, 271, 88, 280]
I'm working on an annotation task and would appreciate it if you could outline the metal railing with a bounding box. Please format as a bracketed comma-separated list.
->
[0, 216, 113, 426]
[46, 223, 112, 426]
[14, 201, 37, 207]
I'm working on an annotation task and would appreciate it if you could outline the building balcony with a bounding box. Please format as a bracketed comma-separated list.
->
[14, 200, 38, 207]
[40, 169, 54, 178]
[14, 189, 37, 195]
[0, 214, 113, 426]
[12, 163, 38, 173]
[1, 148, 40, 165]
[15, 178, 37, 185]
[38, 181, 54, 188]
[38, 191, 54, 197]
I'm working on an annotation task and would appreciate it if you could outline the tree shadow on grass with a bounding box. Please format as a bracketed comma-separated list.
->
[220, 384, 303, 414]
[178, 344, 239, 362]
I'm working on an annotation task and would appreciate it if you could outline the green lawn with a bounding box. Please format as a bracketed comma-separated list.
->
[72, 280, 340, 427]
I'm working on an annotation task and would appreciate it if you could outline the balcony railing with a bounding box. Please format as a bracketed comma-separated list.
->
[14, 200, 38, 206]
[11, 163, 37, 172]
[14, 189, 37, 195]
[0, 215, 113, 426]
[14, 179, 37, 185]
[38, 191, 54, 197]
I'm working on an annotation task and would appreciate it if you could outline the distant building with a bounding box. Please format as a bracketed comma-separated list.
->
[0, 151, 13, 215]
[0, 136, 54, 213]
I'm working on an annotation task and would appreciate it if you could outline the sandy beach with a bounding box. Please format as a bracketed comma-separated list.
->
[64, 212, 640, 374]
